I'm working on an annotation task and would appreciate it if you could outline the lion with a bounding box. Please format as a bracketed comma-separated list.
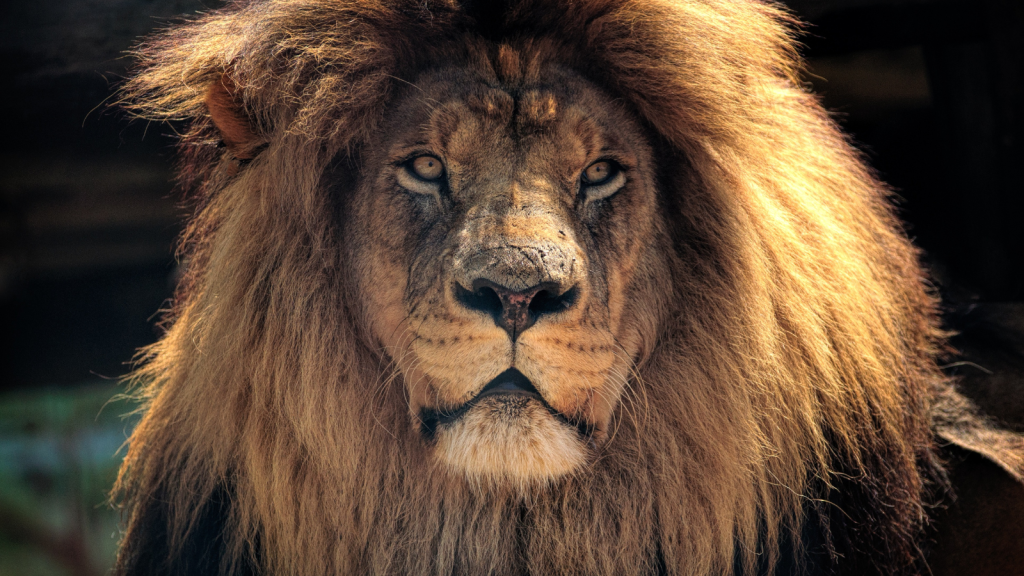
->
[112, 0, 1024, 574]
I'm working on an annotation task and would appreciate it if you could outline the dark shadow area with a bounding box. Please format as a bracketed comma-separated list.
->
[797, 0, 1023, 301]
[1, 0, 222, 390]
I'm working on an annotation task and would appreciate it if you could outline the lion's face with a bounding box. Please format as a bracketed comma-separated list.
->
[346, 64, 665, 483]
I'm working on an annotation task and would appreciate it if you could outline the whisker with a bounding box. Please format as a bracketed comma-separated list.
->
[611, 339, 651, 434]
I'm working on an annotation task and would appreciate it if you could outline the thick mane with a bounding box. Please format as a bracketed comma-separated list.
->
[114, 1, 965, 574]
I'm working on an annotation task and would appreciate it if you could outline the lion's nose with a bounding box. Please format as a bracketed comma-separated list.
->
[456, 278, 578, 340]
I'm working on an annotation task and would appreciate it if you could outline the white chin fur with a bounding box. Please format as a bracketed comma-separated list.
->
[433, 397, 588, 486]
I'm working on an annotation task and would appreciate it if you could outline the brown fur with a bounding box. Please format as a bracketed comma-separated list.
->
[113, 1, 1023, 575]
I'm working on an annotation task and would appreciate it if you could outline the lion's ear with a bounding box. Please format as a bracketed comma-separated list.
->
[205, 73, 265, 160]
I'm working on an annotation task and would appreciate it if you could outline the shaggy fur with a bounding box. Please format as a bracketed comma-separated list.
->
[113, 1, 1024, 575]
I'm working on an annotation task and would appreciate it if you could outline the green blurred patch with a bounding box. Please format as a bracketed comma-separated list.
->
[0, 383, 139, 576]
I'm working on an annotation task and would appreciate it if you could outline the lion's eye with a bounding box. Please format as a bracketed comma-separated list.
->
[580, 160, 626, 202]
[398, 154, 446, 196]
[410, 155, 444, 181]
[582, 161, 614, 185]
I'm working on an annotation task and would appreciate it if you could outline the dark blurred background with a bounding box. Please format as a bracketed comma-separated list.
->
[0, 0, 1021, 574]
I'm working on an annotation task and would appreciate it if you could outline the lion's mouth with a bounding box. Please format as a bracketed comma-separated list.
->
[419, 368, 593, 440]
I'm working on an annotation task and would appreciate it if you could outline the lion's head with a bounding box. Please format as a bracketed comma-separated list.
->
[348, 59, 667, 483]
[114, 1, 956, 574]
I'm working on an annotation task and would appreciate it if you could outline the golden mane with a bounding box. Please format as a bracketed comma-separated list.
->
[111, 1, 1019, 574]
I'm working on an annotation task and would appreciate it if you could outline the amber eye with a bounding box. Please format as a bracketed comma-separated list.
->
[582, 160, 614, 185]
[579, 159, 626, 202]
[410, 155, 444, 181]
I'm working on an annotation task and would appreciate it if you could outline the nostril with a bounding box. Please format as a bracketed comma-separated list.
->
[528, 286, 579, 317]
[455, 279, 579, 338]
[455, 283, 504, 320]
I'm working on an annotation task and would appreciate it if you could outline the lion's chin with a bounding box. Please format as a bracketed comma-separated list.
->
[433, 398, 589, 485]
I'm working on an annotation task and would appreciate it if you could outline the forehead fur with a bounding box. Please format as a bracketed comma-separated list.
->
[447, 83, 559, 130]
[381, 66, 637, 165]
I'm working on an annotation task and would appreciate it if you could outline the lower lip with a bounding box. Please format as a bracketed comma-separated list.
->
[476, 386, 542, 401]
[418, 390, 539, 439]
[419, 395, 595, 443]
[419, 371, 595, 440]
